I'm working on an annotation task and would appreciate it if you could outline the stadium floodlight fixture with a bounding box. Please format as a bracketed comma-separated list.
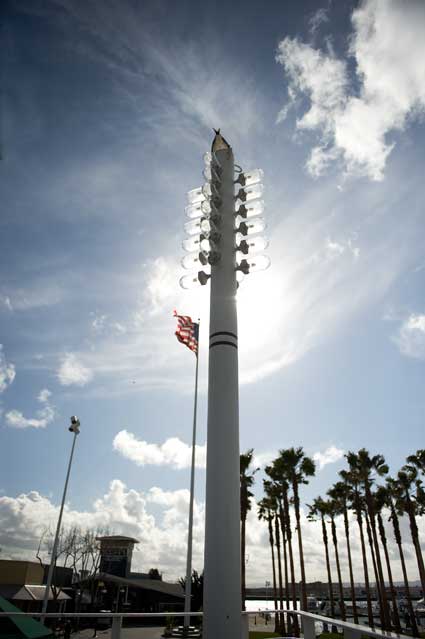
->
[185, 217, 221, 237]
[203, 164, 222, 183]
[236, 200, 265, 219]
[234, 168, 264, 187]
[181, 252, 208, 270]
[236, 182, 264, 203]
[236, 255, 271, 275]
[179, 270, 211, 289]
[237, 236, 269, 255]
[187, 186, 206, 205]
[236, 218, 266, 236]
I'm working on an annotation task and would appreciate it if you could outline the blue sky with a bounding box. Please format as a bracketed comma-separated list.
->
[1, 0, 425, 584]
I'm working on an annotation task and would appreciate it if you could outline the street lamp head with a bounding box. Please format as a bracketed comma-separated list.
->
[69, 416, 80, 434]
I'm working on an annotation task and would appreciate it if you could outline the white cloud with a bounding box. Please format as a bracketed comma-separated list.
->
[113, 430, 207, 470]
[394, 313, 425, 359]
[313, 445, 345, 470]
[0, 345, 16, 393]
[252, 451, 276, 470]
[0, 480, 205, 581]
[276, 0, 425, 180]
[57, 353, 93, 386]
[38, 388, 51, 403]
[5, 388, 55, 430]
[1, 478, 424, 585]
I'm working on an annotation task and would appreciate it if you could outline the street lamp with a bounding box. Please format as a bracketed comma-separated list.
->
[179, 131, 270, 639]
[41, 416, 81, 618]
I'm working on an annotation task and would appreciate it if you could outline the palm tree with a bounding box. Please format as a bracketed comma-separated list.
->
[364, 507, 383, 625]
[265, 463, 299, 636]
[407, 449, 425, 475]
[274, 511, 287, 635]
[326, 496, 346, 621]
[395, 466, 425, 597]
[240, 449, 258, 611]
[263, 481, 285, 635]
[329, 481, 359, 622]
[340, 468, 374, 628]
[386, 478, 419, 637]
[374, 486, 401, 632]
[258, 496, 280, 634]
[346, 449, 391, 630]
[265, 457, 298, 625]
[308, 497, 335, 618]
[278, 500, 291, 612]
[275, 447, 316, 611]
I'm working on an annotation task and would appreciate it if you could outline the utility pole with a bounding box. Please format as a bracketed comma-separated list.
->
[181, 130, 268, 639]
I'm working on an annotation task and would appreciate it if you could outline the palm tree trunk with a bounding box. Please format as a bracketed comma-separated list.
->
[279, 502, 292, 633]
[365, 510, 384, 628]
[377, 511, 401, 632]
[241, 514, 246, 611]
[355, 504, 374, 627]
[274, 515, 286, 635]
[267, 515, 279, 634]
[389, 502, 419, 637]
[365, 485, 392, 630]
[343, 506, 358, 623]
[293, 482, 308, 611]
[405, 496, 425, 596]
[281, 507, 290, 610]
[330, 515, 346, 621]
[283, 490, 299, 636]
[321, 514, 335, 618]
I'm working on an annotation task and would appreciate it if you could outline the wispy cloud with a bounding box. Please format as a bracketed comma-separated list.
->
[0, 345, 15, 393]
[309, 7, 330, 37]
[113, 430, 207, 470]
[313, 445, 345, 470]
[5, 388, 55, 430]
[0, 284, 63, 312]
[276, 0, 425, 180]
[393, 313, 425, 360]
[57, 353, 93, 386]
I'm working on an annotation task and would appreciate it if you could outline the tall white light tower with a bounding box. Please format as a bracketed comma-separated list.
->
[180, 131, 269, 639]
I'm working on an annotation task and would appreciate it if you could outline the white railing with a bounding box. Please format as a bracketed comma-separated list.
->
[284, 609, 415, 639]
[0, 608, 417, 639]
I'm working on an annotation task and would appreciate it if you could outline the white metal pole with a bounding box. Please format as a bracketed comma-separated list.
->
[42, 429, 79, 617]
[184, 327, 200, 631]
[203, 134, 241, 639]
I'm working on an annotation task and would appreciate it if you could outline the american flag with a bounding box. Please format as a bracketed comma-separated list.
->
[174, 310, 199, 355]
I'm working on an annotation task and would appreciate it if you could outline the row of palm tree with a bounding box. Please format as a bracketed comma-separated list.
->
[240, 447, 425, 637]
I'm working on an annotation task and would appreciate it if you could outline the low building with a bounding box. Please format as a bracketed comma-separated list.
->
[0, 560, 71, 613]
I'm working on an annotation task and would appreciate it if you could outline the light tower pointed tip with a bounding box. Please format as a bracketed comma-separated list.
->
[212, 128, 231, 152]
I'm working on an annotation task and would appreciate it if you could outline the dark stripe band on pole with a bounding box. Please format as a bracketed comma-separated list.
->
[209, 331, 238, 341]
[209, 341, 238, 350]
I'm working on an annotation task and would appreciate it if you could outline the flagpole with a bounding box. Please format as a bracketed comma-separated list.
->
[184, 319, 200, 633]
